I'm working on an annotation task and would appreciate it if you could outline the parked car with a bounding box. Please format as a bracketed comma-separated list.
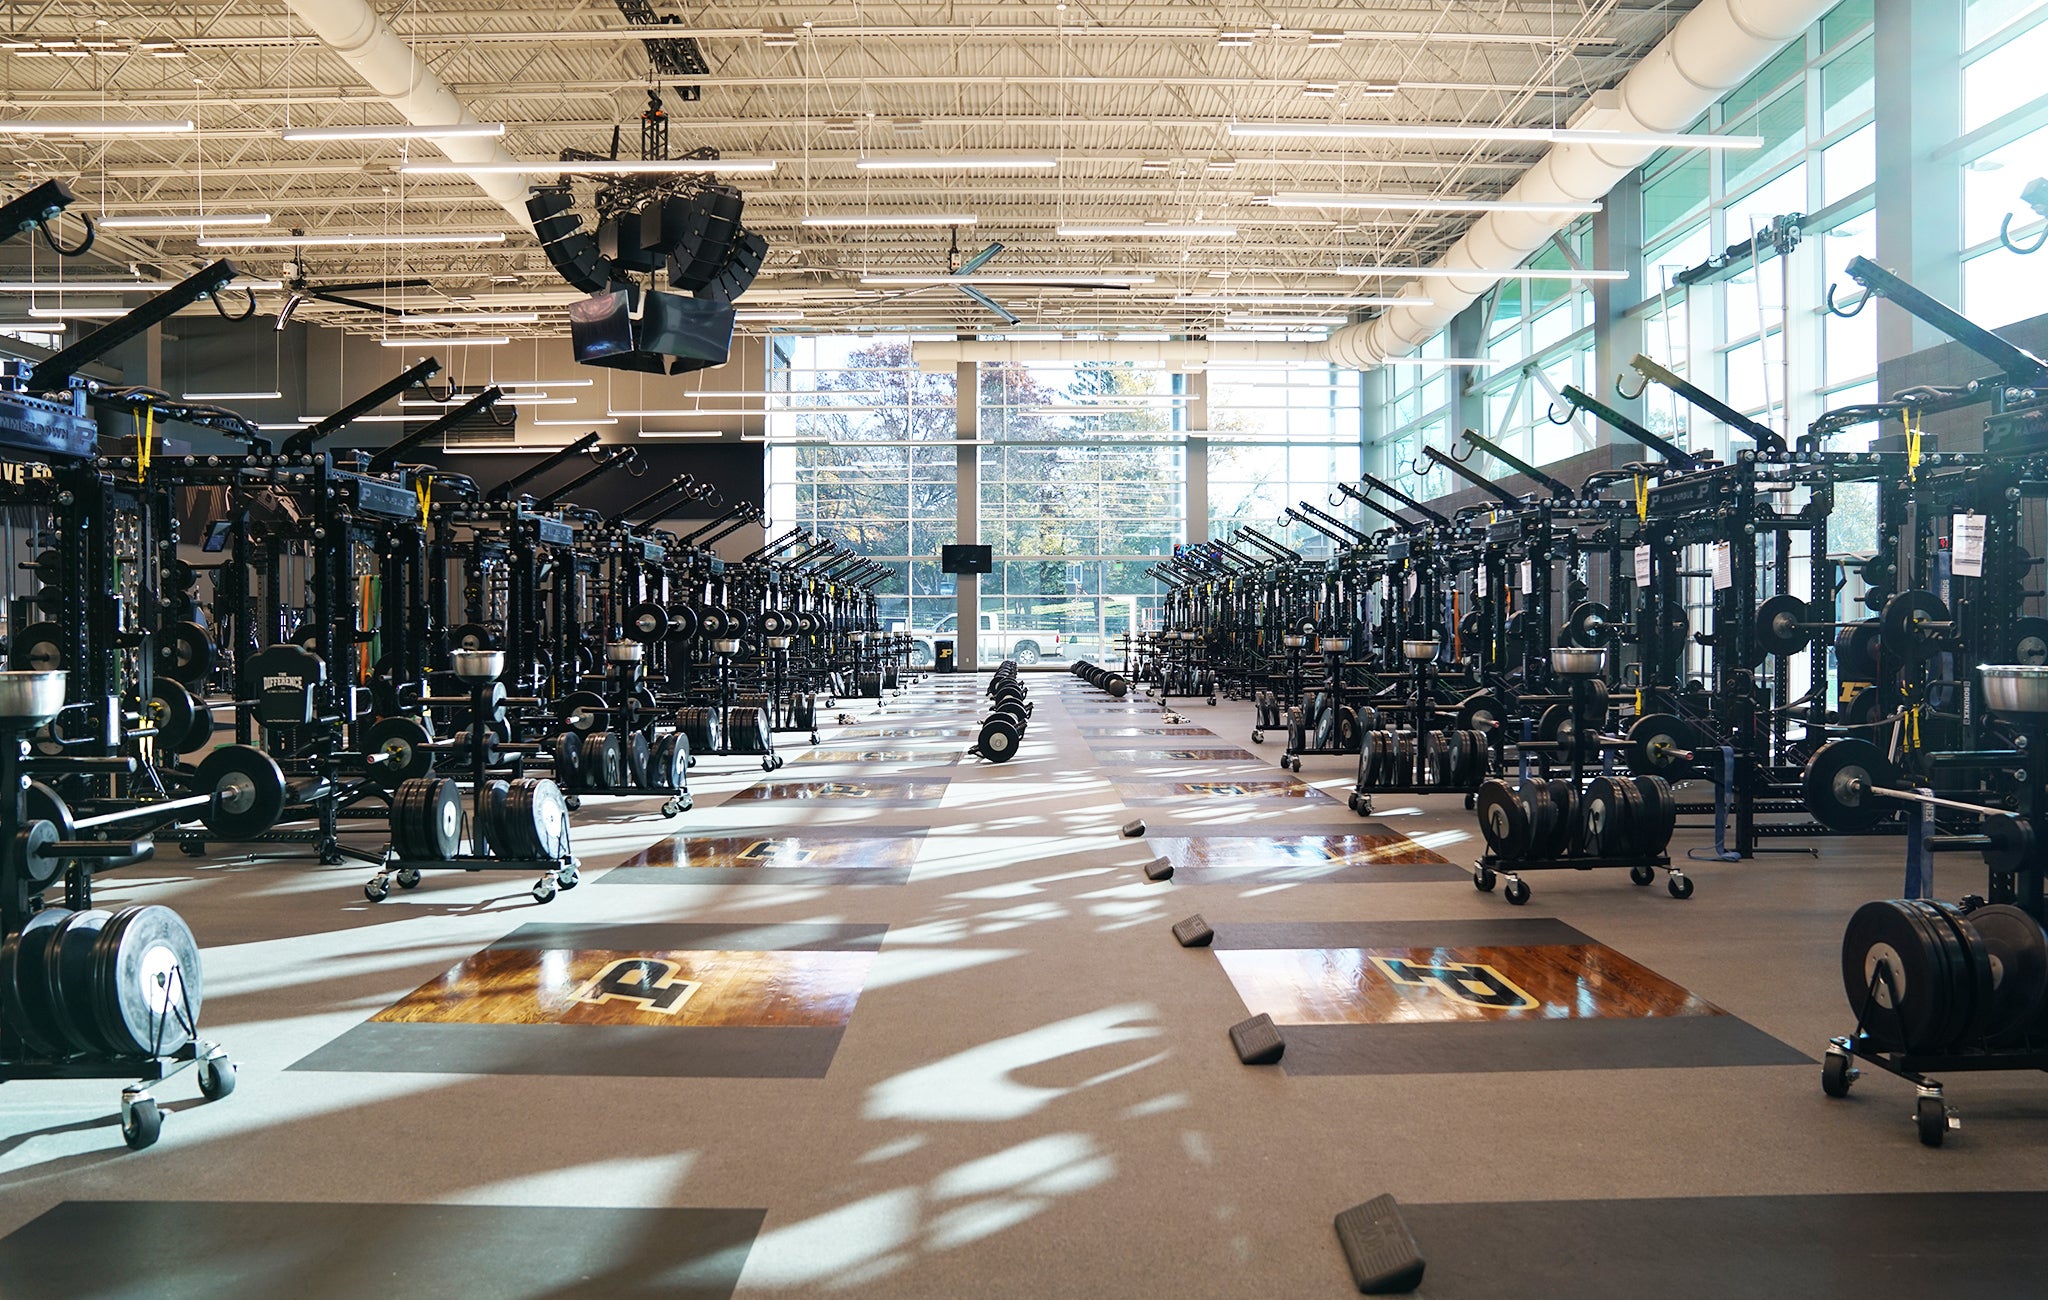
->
[907, 613, 1068, 666]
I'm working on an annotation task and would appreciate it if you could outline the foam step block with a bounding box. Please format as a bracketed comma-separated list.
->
[1172, 914, 1214, 947]
[1142, 856, 1175, 882]
[1122, 819, 1147, 838]
[1229, 1013, 1284, 1064]
[1333, 1194, 1425, 1294]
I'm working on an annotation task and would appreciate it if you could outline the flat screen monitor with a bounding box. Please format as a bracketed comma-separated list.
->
[941, 544, 993, 574]
[568, 289, 635, 362]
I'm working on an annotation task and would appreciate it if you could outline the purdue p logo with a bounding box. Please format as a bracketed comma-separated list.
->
[738, 840, 813, 864]
[574, 958, 702, 1015]
[1371, 955, 1538, 1010]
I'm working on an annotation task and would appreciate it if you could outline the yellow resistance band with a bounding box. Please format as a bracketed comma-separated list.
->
[1634, 473, 1648, 523]
[1905, 409, 1922, 481]
[138, 405, 153, 479]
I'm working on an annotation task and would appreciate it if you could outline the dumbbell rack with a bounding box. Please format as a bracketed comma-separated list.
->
[1251, 632, 1309, 744]
[1278, 635, 1365, 769]
[1340, 640, 1495, 812]
[0, 670, 235, 1150]
[1819, 665, 2048, 1146]
[366, 655, 579, 903]
[1470, 650, 1685, 906]
[553, 642, 694, 813]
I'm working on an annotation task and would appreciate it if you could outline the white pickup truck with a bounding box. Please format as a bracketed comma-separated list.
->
[908, 613, 1068, 666]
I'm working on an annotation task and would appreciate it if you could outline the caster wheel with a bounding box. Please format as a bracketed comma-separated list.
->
[1208, 698, 1218, 707]
[1473, 867, 1497, 893]
[396, 868, 422, 890]
[1629, 864, 1656, 886]
[1355, 799, 1372, 817]
[533, 881, 557, 904]
[364, 877, 391, 903]
[1346, 793, 1360, 812]
[825, 699, 837, 709]
[1504, 878, 1531, 906]
[762, 758, 776, 772]
[121, 1096, 162, 1150]
[1916, 1095, 1950, 1147]
[198, 1055, 237, 1101]
[180, 840, 207, 857]
[1668, 873, 1695, 899]
[1464, 793, 1477, 811]
[558, 867, 580, 890]
[564, 796, 582, 812]
[677, 795, 694, 813]
[1252, 732, 1264, 744]
[662, 799, 681, 818]
[810, 733, 820, 745]
[1821, 1051, 1858, 1099]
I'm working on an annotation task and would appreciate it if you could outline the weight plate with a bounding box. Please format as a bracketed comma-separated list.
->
[626, 732, 652, 788]
[1834, 622, 1882, 681]
[1565, 601, 1613, 649]
[624, 601, 671, 643]
[1542, 779, 1579, 858]
[1632, 775, 1677, 856]
[1881, 589, 1949, 665]
[45, 909, 115, 1055]
[1582, 776, 1631, 858]
[1756, 593, 1812, 658]
[1911, 900, 1986, 1052]
[1626, 713, 1697, 775]
[0, 908, 73, 1057]
[698, 606, 728, 639]
[586, 730, 623, 788]
[560, 690, 609, 735]
[759, 608, 789, 637]
[421, 777, 463, 860]
[92, 905, 202, 1057]
[2010, 617, 2048, 667]
[194, 745, 288, 840]
[552, 730, 585, 790]
[1475, 780, 1529, 860]
[364, 716, 433, 790]
[1801, 739, 1896, 834]
[1615, 779, 1649, 859]
[668, 604, 700, 643]
[1314, 700, 1337, 751]
[1456, 690, 1510, 733]
[450, 622, 497, 652]
[1517, 778, 1554, 859]
[1842, 900, 1950, 1052]
[481, 779, 512, 856]
[519, 779, 572, 859]
[1983, 815, 2036, 874]
[1966, 903, 2048, 1042]
[10, 621, 65, 672]
[978, 716, 1020, 761]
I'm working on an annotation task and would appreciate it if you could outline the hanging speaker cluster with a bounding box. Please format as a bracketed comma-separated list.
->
[527, 183, 768, 376]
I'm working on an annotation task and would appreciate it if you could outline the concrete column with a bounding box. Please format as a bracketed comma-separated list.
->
[1874, 0, 1963, 361]
[955, 358, 980, 672]
[1185, 370, 1208, 543]
[1593, 173, 1648, 422]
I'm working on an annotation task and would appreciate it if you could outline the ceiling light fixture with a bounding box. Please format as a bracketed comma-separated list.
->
[26, 306, 126, 319]
[1227, 121, 1762, 150]
[1056, 224, 1238, 238]
[531, 417, 620, 426]
[281, 123, 506, 142]
[199, 231, 509, 249]
[182, 390, 283, 401]
[98, 212, 272, 229]
[859, 273, 1155, 288]
[1334, 264, 1626, 281]
[1269, 192, 1601, 214]
[376, 336, 511, 347]
[391, 311, 541, 325]
[854, 154, 1058, 171]
[1175, 294, 1421, 307]
[400, 159, 776, 176]
[799, 214, 977, 227]
[0, 117, 193, 135]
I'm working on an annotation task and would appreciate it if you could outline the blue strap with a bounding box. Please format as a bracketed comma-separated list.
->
[1694, 745, 1742, 862]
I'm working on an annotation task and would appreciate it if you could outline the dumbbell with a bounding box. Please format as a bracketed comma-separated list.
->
[974, 698, 1030, 762]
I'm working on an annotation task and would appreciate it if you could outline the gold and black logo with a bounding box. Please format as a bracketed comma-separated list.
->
[573, 957, 702, 1015]
[1370, 956, 1538, 1010]
[738, 840, 814, 864]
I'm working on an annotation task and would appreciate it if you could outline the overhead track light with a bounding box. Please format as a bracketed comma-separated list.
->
[198, 232, 509, 248]
[401, 159, 776, 176]
[859, 273, 1154, 288]
[1268, 193, 1602, 214]
[1057, 224, 1237, 238]
[800, 214, 978, 227]
[282, 123, 505, 142]
[854, 155, 1058, 171]
[376, 336, 511, 347]
[98, 212, 272, 229]
[0, 118, 193, 134]
[1334, 264, 1626, 281]
[1227, 121, 1762, 150]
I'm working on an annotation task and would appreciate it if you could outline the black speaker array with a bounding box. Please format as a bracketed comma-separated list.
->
[527, 188, 614, 296]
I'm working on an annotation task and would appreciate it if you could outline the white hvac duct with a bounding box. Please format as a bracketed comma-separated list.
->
[911, 337, 1322, 372]
[282, 0, 535, 231]
[1320, 0, 1838, 370]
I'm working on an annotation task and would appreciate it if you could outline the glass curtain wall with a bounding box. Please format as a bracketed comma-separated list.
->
[1207, 366, 1366, 555]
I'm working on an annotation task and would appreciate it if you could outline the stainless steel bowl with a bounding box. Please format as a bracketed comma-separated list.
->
[1402, 639, 1438, 661]
[0, 670, 65, 724]
[450, 649, 506, 682]
[712, 638, 742, 655]
[1980, 664, 2048, 717]
[605, 641, 644, 663]
[1551, 646, 1607, 676]
[1282, 634, 1307, 648]
[1320, 636, 1353, 653]
[767, 635, 793, 649]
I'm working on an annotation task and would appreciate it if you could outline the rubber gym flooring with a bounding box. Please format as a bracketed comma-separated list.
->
[3, 669, 2046, 1298]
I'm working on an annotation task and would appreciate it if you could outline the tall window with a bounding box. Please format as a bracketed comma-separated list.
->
[1208, 366, 1364, 554]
